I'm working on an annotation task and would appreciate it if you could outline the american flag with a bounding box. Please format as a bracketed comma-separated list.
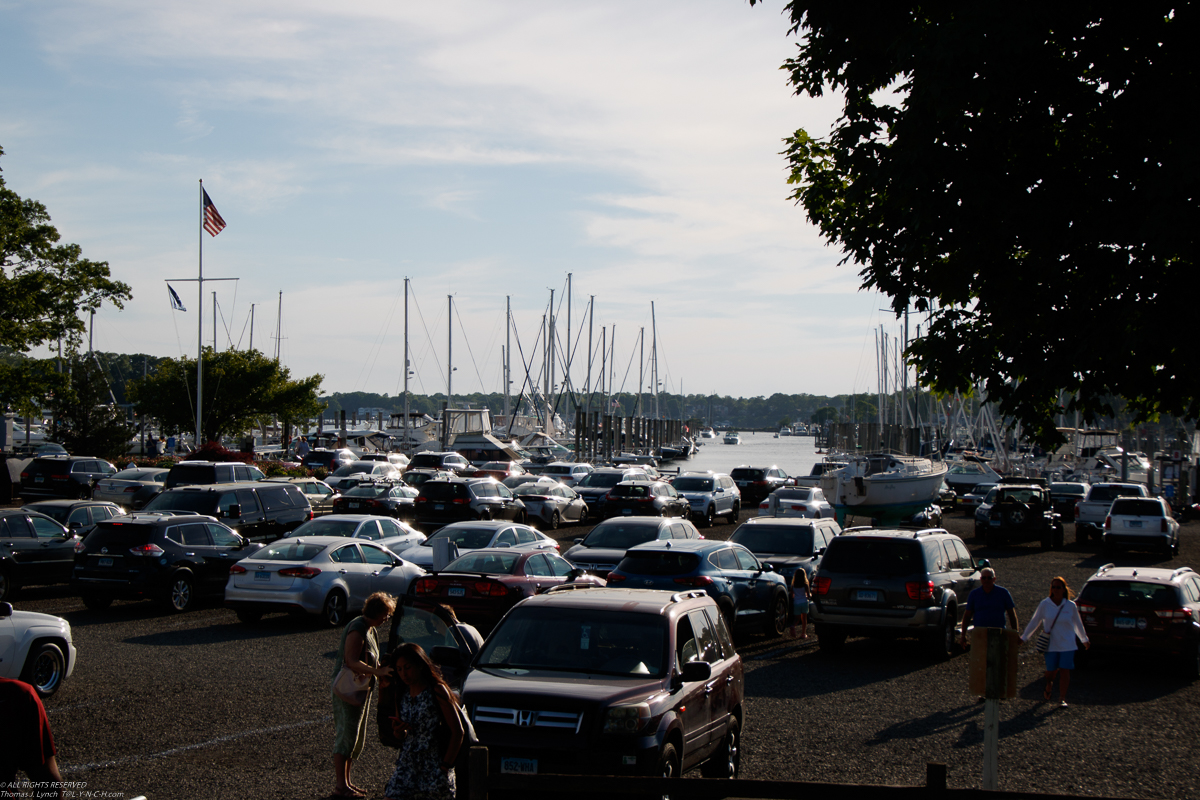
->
[202, 189, 226, 237]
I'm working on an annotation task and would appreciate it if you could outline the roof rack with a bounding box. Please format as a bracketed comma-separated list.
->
[1171, 567, 1196, 580]
[670, 590, 708, 603]
[542, 582, 602, 595]
[1096, 563, 1116, 574]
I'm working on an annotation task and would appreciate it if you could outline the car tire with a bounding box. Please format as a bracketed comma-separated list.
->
[700, 718, 740, 779]
[21, 642, 66, 699]
[926, 611, 955, 660]
[323, 590, 349, 627]
[164, 573, 195, 613]
[549, 511, 561, 530]
[817, 624, 846, 653]
[767, 591, 789, 639]
[730, 502, 740, 521]
[702, 505, 715, 528]
[82, 593, 113, 610]
[655, 741, 681, 782]
[236, 608, 264, 624]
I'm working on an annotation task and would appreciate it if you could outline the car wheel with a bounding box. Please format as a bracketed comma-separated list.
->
[82, 593, 113, 610]
[0, 568, 11, 603]
[164, 574, 195, 613]
[654, 741, 681, 797]
[700, 718, 740, 779]
[548, 510, 561, 530]
[236, 608, 264, 624]
[817, 624, 846, 653]
[926, 612, 956, 660]
[702, 505, 715, 528]
[323, 590, 349, 627]
[730, 502, 740, 520]
[767, 592, 789, 639]
[21, 642, 66, 699]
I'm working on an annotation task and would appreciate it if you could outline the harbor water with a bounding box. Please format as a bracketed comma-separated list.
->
[680, 432, 822, 478]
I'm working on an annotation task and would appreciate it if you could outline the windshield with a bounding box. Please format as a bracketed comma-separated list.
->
[344, 485, 386, 498]
[673, 477, 714, 492]
[616, 551, 701, 576]
[581, 522, 660, 550]
[1088, 486, 1144, 502]
[1079, 580, 1179, 607]
[821, 537, 925, 577]
[730, 525, 814, 556]
[478, 607, 667, 677]
[422, 527, 496, 549]
[576, 472, 626, 489]
[512, 484, 554, 497]
[255, 542, 328, 562]
[1109, 499, 1165, 517]
[292, 518, 362, 538]
[445, 551, 520, 574]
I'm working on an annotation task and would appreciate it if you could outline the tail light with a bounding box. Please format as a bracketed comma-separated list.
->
[19, 471, 29, 479]
[813, 576, 831, 596]
[229, 564, 247, 574]
[1075, 504, 1082, 520]
[124, 486, 139, 493]
[414, 577, 440, 595]
[1077, 603, 1095, 614]
[1155, 608, 1194, 620]
[305, 507, 314, 521]
[1104, 516, 1112, 530]
[451, 498, 469, 505]
[416, 496, 428, 504]
[789, 505, 808, 513]
[74, 539, 87, 554]
[605, 491, 617, 501]
[278, 566, 321, 579]
[673, 576, 713, 587]
[1161, 518, 1169, 533]
[906, 581, 934, 600]
[129, 543, 165, 557]
[606, 572, 627, 583]
[759, 501, 768, 509]
[475, 581, 509, 597]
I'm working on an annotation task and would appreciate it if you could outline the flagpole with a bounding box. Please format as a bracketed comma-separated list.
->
[197, 180, 204, 448]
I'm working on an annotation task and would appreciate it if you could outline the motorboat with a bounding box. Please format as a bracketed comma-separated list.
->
[942, 456, 1002, 494]
[723, 431, 741, 445]
[698, 427, 717, 439]
[819, 452, 949, 525]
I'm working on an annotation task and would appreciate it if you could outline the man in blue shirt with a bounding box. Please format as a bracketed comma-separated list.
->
[959, 567, 1018, 648]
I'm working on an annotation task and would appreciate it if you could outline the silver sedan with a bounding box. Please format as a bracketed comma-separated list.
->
[758, 487, 835, 519]
[224, 536, 426, 625]
[398, 520, 559, 568]
[510, 482, 588, 529]
[287, 515, 425, 553]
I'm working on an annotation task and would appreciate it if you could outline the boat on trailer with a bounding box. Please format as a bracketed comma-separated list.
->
[819, 452, 948, 525]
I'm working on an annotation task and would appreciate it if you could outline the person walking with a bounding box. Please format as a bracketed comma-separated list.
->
[384, 643, 464, 800]
[790, 569, 811, 639]
[332, 592, 395, 798]
[1, 676, 62, 799]
[1021, 576, 1089, 708]
[959, 567, 1019, 647]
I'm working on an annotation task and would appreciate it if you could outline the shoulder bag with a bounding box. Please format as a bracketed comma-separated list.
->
[332, 627, 374, 705]
[1034, 602, 1066, 654]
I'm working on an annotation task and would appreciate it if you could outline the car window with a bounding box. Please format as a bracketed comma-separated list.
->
[30, 516, 65, 539]
[703, 605, 736, 658]
[732, 548, 759, 571]
[525, 554, 552, 577]
[712, 549, 738, 570]
[0, 517, 31, 538]
[515, 528, 539, 544]
[236, 488, 261, 513]
[207, 524, 241, 547]
[822, 537, 924, 576]
[361, 544, 394, 565]
[392, 605, 457, 654]
[546, 554, 575, 577]
[951, 539, 974, 570]
[67, 508, 91, 526]
[496, 529, 518, 547]
[1183, 578, 1200, 604]
[378, 519, 404, 538]
[258, 487, 293, 512]
[669, 523, 691, 539]
[688, 610, 721, 664]
[355, 520, 383, 541]
[330, 544, 363, 564]
[181, 523, 211, 546]
[677, 615, 700, 664]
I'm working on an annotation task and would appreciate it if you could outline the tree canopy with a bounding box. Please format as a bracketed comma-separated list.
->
[759, 3, 1196, 445]
[51, 356, 133, 461]
[127, 348, 324, 443]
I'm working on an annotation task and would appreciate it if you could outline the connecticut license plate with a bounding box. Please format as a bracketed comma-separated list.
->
[1124, 520, 1143, 528]
[622, 508, 632, 515]
[448, 586, 465, 597]
[348, 502, 360, 509]
[97, 557, 113, 567]
[255, 571, 271, 582]
[1114, 617, 1136, 629]
[855, 589, 880, 602]
[500, 757, 537, 775]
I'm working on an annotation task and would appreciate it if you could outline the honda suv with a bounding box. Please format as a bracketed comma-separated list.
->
[462, 586, 744, 783]
[72, 513, 264, 612]
[810, 527, 988, 658]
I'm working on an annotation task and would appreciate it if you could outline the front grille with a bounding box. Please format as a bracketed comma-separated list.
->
[475, 706, 584, 732]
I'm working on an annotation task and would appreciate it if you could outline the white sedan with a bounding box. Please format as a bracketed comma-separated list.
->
[0, 603, 76, 698]
[224, 536, 426, 625]
[759, 486, 835, 519]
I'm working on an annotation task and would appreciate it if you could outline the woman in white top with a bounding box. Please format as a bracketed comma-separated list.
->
[1020, 576, 1090, 707]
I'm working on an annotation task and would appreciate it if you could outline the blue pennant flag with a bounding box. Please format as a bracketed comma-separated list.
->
[168, 284, 186, 312]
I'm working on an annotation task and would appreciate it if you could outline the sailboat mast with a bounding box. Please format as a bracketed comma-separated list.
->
[504, 296, 511, 420]
[447, 294, 453, 408]
[403, 278, 410, 449]
[651, 301, 659, 419]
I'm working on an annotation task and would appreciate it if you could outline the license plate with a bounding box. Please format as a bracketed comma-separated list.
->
[255, 571, 271, 582]
[35, 476, 44, 483]
[435, 504, 444, 511]
[855, 589, 879, 602]
[622, 508, 632, 515]
[500, 757, 537, 775]
[990, 519, 1001, 526]
[1114, 617, 1137, 629]
[1124, 520, 1143, 529]
[97, 557, 113, 567]
[448, 586, 465, 597]
[348, 502, 360, 509]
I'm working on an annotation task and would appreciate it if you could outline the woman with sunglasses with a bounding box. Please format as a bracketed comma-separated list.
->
[1021, 576, 1090, 707]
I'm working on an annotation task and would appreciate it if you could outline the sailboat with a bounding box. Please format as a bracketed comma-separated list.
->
[819, 452, 948, 525]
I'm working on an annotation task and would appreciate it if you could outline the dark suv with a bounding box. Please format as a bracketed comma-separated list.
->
[414, 477, 525, 529]
[978, 481, 1063, 548]
[139, 482, 311, 542]
[19, 456, 117, 500]
[602, 480, 689, 519]
[810, 527, 988, 658]
[462, 586, 744, 783]
[729, 465, 790, 506]
[0, 509, 74, 601]
[72, 514, 264, 611]
[406, 451, 476, 475]
[163, 460, 267, 491]
[572, 468, 648, 518]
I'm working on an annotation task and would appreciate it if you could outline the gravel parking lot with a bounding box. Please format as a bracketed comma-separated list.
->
[8, 506, 1200, 799]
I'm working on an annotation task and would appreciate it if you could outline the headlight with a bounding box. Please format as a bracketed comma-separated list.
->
[603, 703, 651, 734]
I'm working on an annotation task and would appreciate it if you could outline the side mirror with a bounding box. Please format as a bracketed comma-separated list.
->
[573, 538, 583, 545]
[565, 568, 585, 582]
[0, 602, 11, 618]
[679, 660, 712, 683]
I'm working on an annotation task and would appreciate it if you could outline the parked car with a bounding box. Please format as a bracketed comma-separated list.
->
[539, 461, 594, 487]
[301, 448, 357, 472]
[163, 460, 266, 491]
[1049, 481, 1089, 519]
[0, 510, 76, 602]
[411, 549, 603, 631]
[19, 455, 118, 500]
[602, 480, 690, 519]
[938, 480, 958, 509]
[91, 467, 169, 508]
[401, 468, 455, 489]
[562, 517, 702, 576]
[0, 602, 76, 698]
[1103, 497, 1180, 557]
[1076, 564, 1200, 678]
[324, 460, 403, 493]
[414, 477, 526, 529]
[20, 500, 125, 537]
[224, 535, 425, 625]
[139, 481, 312, 543]
[607, 539, 790, 637]
[331, 482, 419, 520]
[406, 451, 476, 476]
[971, 487, 1000, 536]
[73, 513, 266, 612]
[810, 527, 987, 658]
[978, 482, 1063, 548]
[728, 517, 842, 587]
[571, 467, 649, 518]
[288, 515, 426, 553]
[1075, 482, 1150, 542]
[473, 461, 526, 481]
[959, 483, 998, 515]
[672, 471, 741, 527]
[757, 486, 834, 519]
[398, 521, 557, 569]
[729, 465, 791, 507]
[357, 451, 410, 469]
[462, 586, 744, 782]
[263, 476, 338, 515]
[510, 482, 587, 529]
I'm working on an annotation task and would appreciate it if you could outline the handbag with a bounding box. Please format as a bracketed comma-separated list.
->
[435, 690, 479, 753]
[333, 666, 371, 705]
[1034, 603, 1066, 654]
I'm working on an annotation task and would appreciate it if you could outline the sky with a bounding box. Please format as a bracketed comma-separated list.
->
[1, 0, 904, 404]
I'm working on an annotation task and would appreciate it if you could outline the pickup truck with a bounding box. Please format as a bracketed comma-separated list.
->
[1074, 482, 1149, 543]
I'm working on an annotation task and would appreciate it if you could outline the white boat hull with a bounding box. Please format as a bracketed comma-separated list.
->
[820, 454, 948, 525]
